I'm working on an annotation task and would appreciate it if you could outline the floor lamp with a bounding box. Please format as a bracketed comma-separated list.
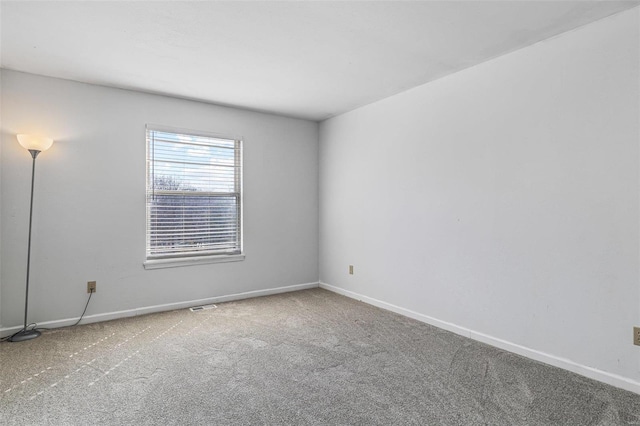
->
[8, 134, 54, 342]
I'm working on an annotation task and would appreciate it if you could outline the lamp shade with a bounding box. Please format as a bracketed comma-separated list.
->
[17, 134, 54, 152]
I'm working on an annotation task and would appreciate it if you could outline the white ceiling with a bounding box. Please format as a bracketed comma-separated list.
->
[1, 1, 638, 121]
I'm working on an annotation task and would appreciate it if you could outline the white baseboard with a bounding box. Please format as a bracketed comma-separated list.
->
[319, 282, 640, 395]
[1, 282, 320, 338]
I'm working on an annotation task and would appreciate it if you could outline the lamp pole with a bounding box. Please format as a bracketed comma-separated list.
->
[10, 150, 41, 342]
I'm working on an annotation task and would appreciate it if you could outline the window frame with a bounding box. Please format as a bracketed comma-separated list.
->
[143, 124, 244, 270]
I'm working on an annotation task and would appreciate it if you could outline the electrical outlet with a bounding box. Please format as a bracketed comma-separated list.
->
[634, 327, 640, 346]
[87, 281, 96, 293]
[349, 265, 354, 275]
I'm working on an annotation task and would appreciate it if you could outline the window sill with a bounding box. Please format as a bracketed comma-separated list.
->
[143, 253, 245, 270]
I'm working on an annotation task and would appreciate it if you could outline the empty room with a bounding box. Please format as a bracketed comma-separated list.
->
[1, 1, 640, 424]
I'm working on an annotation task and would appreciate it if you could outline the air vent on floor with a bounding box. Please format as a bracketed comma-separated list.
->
[189, 304, 217, 312]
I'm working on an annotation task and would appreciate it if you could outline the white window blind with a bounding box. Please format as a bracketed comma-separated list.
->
[145, 126, 242, 260]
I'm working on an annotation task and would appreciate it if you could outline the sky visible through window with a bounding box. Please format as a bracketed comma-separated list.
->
[151, 131, 236, 193]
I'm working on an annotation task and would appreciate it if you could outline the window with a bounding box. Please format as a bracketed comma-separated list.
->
[144, 125, 243, 269]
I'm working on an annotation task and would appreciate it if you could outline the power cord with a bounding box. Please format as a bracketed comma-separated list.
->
[0, 290, 94, 342]
[69, 291, 93, 327]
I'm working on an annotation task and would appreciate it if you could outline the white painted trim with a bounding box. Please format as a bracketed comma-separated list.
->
[143, 253, 245, 269]
[319, 282, 640, 395]
[1, 282, 319, 338]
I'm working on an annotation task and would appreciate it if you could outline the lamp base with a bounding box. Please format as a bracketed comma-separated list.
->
[8, 328, 41, 342]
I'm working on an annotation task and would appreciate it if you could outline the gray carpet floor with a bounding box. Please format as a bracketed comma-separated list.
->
[1, 288, 639, 425]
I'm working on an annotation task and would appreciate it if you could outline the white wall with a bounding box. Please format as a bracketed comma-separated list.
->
[320, 8, 640, 386]
[1, 70, 318, 328]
